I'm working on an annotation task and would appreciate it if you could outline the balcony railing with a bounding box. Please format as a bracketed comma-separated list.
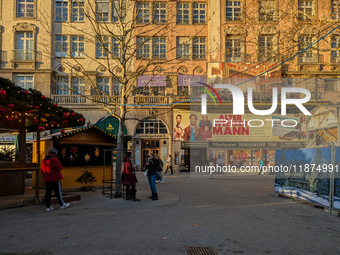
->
[12, 49, 35, 61]
[298, 52, 319, 63]
[225, 53, 244, 63]
[133, 96, 169, 105]
[52, 95, 87, 104]
[258, 53, 278, 63]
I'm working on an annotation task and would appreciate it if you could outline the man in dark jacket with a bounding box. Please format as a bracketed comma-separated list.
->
[42, 148, 70, 211]
[145, 154, 158, 200]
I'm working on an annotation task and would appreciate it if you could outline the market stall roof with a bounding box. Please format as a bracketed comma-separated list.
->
[0, 77, 85, 132]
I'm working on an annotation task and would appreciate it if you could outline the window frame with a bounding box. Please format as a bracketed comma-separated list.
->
[72, 77, 85, 95]
[16, 74, 34, 90]
[137, 2, 150, 24]
[332, 0, 340, 20]
[16, 0, 35, 19]
[176, 37, 191, 60]
[96, 36, 110, 58]
[225, 0, 242, 22]
[55, 76, 70, 95]
[192, 37, 206, 60]
[55, 35, 69, 58]
[176, 2, 190, 24]
[193, 3, 206, 24]
[258, 35, 275, 62]
[55, 0, 69, 22]
[298, 0, 314, 21]
[137, 37, 151, 59]
[71, 35, 85, 58]
[112, 0, 126, 22]
[225, 35, 243, 62]
[152, 37, 167, 59]
[96, 1, 110, 22]
[72, 0, 85, 22]
[153, 2, 167, 24]
[258, 0, 276, 21]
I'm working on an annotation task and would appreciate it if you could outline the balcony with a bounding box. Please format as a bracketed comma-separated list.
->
[298, 52, 319, 63]
[133, 96, 170, 105]
[257, 53, 279, 63]
[52, 95, 87, 105]
[11, 50, 38, 69]
[225, 53, 244, 63]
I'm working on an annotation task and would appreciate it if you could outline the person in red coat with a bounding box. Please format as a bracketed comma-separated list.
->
[121, 152, 140, 201]
[41, 148, 70, 211]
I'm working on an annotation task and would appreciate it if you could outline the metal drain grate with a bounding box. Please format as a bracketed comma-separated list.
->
[185, 247, 218, 255]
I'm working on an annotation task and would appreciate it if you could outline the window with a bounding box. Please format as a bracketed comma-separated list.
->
[225, 35, 242, 62]
[71, 36, 85, 57]
[332, 1, 340, 19]
[17, 0, 34, 18]
[113, 37, 120, 57]
[56, 76, 69, 95]
[56, 0, 68, 22]
[113, 78, 121, 95]
[113, 1, 126, 22]
[72, 0, 85, 22]
[153, 2, 167, 23]
[177, 37, 190, 59]
[193, 37, 206, 60]
[96, 1, 109, 22]
[298, 0, 313, 20]
[226, 0, 241, 21]
[331, 36, 340, 63]
[177, 3, 190, 24]
[72, 77, 85, 95]
[298, 36, 316, 63]
[324, 80, 338, 91]
[153, 37, 166, 59]
[96, 36, 109, 58]
[15, 32, 34, 60]
[193, 3, 206, 24]
[55, 35, 69, 58]
[137, 37, 150, 59]
[16, 75, 33, 90]
[259, 0, 275, 21]
[96, 78, 110, 95]
[258, 35, 274, 62]
[136, 119, 168, 134]
[137, 2, 150, 23]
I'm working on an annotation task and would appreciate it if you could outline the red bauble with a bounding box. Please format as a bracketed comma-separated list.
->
[51, 121, 56, 125]
[54, 104, 59, 107]
[7, 117, 13, 123]
[34, 106, 39, 110]
[38, 126, 45, 132]
[70, 112, 76, 117]
[41, 95, 46, 99]
[63, 120, 68, 124]
[26, 110, 31, 114]
[78, 118, 84, 122]
[60, 129, 65, 134]
[0, 90, 6, 98]
[62, 112, 69, 119]
[33, 119, 39, 124]
[8, 104, 14, 109]
[0, 108, 6, 112]
[23, 90, 29, 95]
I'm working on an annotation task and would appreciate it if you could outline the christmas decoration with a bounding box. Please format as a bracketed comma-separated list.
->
[0, 90, 6, 98]
[50, 121, 56, 125]
[54, 104, 59, 107]
[23, 90, 29, 95]
[38, 126, 45, 132]
[26, 110, 31, 114]
[94, 147, 100, 158]
[41, 95, 46, 99]
[62, 120, 68, 124]
[33, 119, 39, 124]
[60, 129, 65, 134]
[61, 147, 66, 158]
[8, 104, 14, 109]
[7, 117, 13, 123]
[34, 106, 39, 110]
[0, 108, 6, 112]
[84, 154, 91, 163]
[78, 118, 84, 122]
[70, 112, 76, 117]
[70, 146, 78, 155]
[62, 112, 69, 119]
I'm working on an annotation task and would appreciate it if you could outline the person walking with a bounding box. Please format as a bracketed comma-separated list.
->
[164, 154, 173, 175]
[121, 152, 140, 201]
[145, 154, 158, 200]
[41, 148, 70, 212]
[155, 155, 164, 184]
[258, 158, 264, 175]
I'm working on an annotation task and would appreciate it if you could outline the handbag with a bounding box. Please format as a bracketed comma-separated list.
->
[143, 169, 148, 177]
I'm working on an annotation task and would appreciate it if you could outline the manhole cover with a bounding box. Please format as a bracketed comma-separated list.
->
[185, 247, 218, 255]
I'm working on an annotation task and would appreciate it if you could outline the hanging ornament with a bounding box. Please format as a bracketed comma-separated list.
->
[60, 129, 65, 134]
[0, 90, 6, 98]
[38, 126, 45, 132]
[33, 119, 39, 124]
[70, 112, 76, 117]
[34, 106, 39, 110]
[62, 112, 69, 119]
[0, 108, 6, 112]
[62, 120, 68, 124]
[41, 95, 46, 99]
[78, 118, 84, 122]
[54, 104, 59, 107]
[23, 90, 29, 95]
[26, 110, 32, 114]
[7, 117, 13, 123]
[50, 121, 56, 125]
[8, 104, 14, 109]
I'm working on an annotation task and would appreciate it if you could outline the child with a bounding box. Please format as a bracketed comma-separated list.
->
[202, 124, 212, 141]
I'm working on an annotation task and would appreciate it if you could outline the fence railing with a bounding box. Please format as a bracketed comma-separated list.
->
[12, 49, 35, 61]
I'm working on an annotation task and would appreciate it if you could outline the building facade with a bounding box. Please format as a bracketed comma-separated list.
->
[1, 0, 340, 171]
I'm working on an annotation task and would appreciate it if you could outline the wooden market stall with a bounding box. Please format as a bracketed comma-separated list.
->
[0, 77, 85, 200]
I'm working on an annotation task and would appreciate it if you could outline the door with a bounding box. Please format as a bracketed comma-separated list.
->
[141, 140, 160, 170]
